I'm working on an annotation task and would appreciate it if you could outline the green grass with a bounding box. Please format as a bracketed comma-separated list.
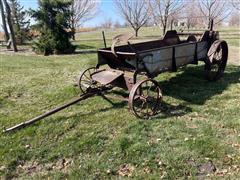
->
[73, 26, 240, 49]
[0, 53, 240, 179]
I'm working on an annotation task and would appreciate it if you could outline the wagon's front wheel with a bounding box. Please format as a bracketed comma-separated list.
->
[205, 40, 228, 81]
[129, 79, 162, 119]
[77, 67, 100, 94]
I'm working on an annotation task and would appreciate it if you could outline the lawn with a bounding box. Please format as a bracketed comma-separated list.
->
[0, 53, 240, 179]
[74, 26, 240, 49]
[0, 26, 240, 179]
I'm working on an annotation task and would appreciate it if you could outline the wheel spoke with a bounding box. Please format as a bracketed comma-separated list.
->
[140, 84, 145, 96]
[147, 83, 152, 96]
[87, 69, 91, 77]
[83, 73, 91, 81]
[81, 79, 91, 84]
[82, 83, 90, 88]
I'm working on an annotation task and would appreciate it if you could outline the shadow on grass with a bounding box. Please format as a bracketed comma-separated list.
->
[156, 101, 192, 118]
[159, 65, 240, 105]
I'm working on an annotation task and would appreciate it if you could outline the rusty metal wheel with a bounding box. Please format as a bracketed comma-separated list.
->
[205, 40, 228, 81]
[77, 67, 100, 94]
[129, 79, 162, 119]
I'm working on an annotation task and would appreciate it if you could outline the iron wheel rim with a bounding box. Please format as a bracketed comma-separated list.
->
[205, 41, 228, 81]
[77, 67, 100, 94]
[129, 79, 162, 119]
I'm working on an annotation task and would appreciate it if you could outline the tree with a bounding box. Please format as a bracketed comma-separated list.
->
[31, 0, 75, 55]
[9, 0, 30, 44]
[0, 0, 10, 41]
[115, 0, 150, 37]
[101, 18, 113, 29]
[71, 0, 99, 40]
[184, 0, 200, 30]
[2, 0, 17, 52]
[229, 11, 240, 26]
[147, 0, 184, 35]
[114, 20, 122, 28]
[231, 0, 240, 11]
[198, 0, 231, 26]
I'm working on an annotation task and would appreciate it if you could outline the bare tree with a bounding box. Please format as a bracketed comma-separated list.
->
[114, 20, 122, 29]
[229, 11, 240, 26]
[147, 0, 184, 35]
[198, 0, 231, 26]
[71, 0, 99, 40]
[231, 0, 240, 11]
[101, 18, 113, 29]
[0, 0, 10, 41]
[184, 0, 201, 30]
[2, 0, 17, 51]
[115, 0, 150, 37]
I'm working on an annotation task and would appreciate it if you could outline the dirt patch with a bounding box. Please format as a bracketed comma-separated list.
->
[187, 159, 216, 179]
[117, 164, 135, 177]
[0, 47, 36, 56]
[197, 161, 216, 179]
[16, 158, 72, 177]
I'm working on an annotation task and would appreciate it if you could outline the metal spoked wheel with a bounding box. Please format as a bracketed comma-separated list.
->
[77, 67, 100, 94]
[205, 40, 228, 81]
[129, 79, 162, 119]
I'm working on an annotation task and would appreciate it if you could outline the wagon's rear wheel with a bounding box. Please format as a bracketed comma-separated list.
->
[77, 67, 100, 94]
[129, 79, 162, 119]
[205, 40, 228, 81]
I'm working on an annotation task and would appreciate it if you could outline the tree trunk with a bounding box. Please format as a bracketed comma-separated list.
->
[162, 24, 166, 36]
[70, 17, 76, 40]
[187, 22, 190, 31]
[2, 0, 17, 52]
[71, 27, 75, 40]
[134, 28, 139, 37]
[71, 4, 76, 41]
[0, 0, 10, 41]
[11, 1, 22, 44]
[162, 18, 168, 35]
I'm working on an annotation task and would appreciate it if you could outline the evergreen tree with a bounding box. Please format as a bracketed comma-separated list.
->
[31, 0, 75, 55]
[9, 0, 30, 44]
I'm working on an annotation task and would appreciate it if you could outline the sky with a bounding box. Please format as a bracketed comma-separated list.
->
[19, 0, 122, 27]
